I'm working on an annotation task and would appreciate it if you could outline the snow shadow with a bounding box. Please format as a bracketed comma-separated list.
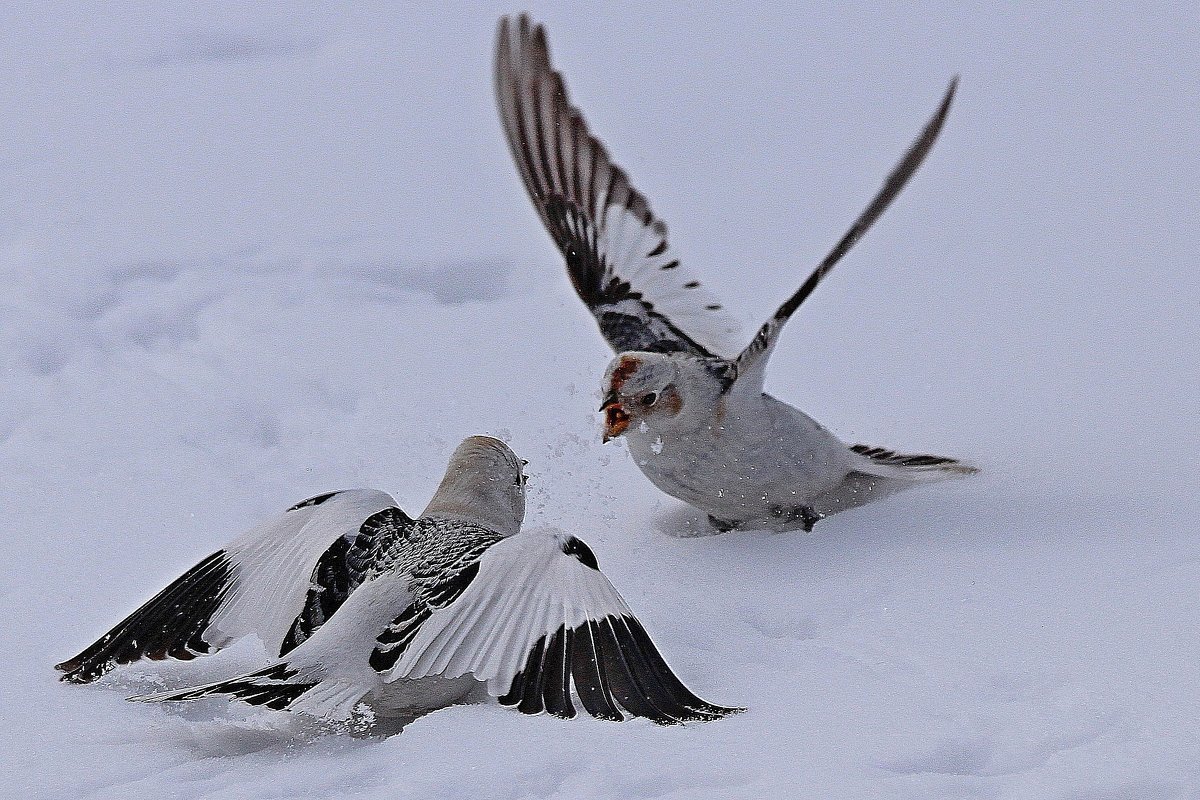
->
[144, 30, 325, 68]
[346, 259, 516, 305]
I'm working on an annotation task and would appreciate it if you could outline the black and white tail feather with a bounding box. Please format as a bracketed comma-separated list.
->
[131, 663, 318, 711]
[134, 528, 740, 725]
[849, 444, 977, 480]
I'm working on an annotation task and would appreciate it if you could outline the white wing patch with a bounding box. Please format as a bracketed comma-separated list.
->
[495, 15, 740, 360]
[385, 527, 740, 724]
[387, 529, 618, 691]
[595, 205, 741, 357]
[55, 488, 398, 683]
[206, 489, 397, 656]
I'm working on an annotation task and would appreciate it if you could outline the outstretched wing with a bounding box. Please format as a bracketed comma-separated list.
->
[55, 489, 401, 683]
[384, 527, 741, 724]
[731, 78, 959, 392]
[495, 14, 740, 359]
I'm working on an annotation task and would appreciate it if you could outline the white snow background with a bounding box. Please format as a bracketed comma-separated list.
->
[2, 3, 1197, 799]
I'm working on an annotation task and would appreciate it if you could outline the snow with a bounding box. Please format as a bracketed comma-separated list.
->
[3, 3, 1198, 798]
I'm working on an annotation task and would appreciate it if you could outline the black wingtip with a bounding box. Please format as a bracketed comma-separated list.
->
[611, 616, 742, 724]
[945, 75, 960, 102]
[927, 75, 959, 142]
[500, 616, 743, 726]
[647, 704, 746, 726]
[53, 550, 234, 685]
[733, 74, 963, 376]
[55, 657, 101, 684]
[599, 616, 740, 724]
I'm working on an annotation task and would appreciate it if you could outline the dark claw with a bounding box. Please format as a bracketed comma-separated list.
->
[707, 515, 738, 533]
[768, 505, 824, 532]
[797, 506, 823, 533]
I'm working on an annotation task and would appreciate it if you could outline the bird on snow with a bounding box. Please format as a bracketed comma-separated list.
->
[495, 15, 977, 533]
[57, 436, 738, 725]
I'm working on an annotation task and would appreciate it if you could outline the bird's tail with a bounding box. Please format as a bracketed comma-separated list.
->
[129, 662, 368, 721]
[809, 445, 976, 518]
[848, 444, 978, 482]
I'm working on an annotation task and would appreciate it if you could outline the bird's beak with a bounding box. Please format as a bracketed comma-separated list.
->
[600, 393, 630, 442]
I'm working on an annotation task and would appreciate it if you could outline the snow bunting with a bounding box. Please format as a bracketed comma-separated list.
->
[59, 437, 738, 724]
[495, 15, 976, 533]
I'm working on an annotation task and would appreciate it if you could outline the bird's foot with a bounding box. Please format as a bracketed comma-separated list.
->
[769, 505, 824, 533]
[707, 515, 740, 533]
[798, 506, 824, 532]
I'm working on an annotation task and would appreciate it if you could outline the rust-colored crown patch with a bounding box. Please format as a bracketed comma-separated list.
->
[608, 355, 641, 392]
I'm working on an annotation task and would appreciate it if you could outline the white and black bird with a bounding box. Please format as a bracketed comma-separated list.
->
[57, 436, 738, 725]
[495, 15, 977, 533]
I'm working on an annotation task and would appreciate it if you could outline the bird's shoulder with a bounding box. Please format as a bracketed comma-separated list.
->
[654, 352, 736, 391]
[399, 518, 507, 591]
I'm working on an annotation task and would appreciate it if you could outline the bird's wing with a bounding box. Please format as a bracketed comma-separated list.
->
[55, 489, 402, 683]
[495, 14, 740, 359]
[131, 564, 422, 721]
[275, 505, 414, 656]
[382, 527, 741, 724]
[730, 78, 958, 393]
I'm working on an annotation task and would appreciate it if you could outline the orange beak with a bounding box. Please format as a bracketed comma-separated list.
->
[601, 400, 630, 442]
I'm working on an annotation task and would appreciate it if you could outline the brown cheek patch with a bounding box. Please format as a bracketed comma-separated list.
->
[662, 386, 683, 416]
[609, 355, 641, 392]
[713, 394, 727, 426]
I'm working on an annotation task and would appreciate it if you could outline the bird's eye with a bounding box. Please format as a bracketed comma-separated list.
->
[641, 392, 658, 407]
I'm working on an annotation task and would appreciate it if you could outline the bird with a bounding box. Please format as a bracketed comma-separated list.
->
[495, 14, 977, 533]
[57, 436, 739, 725]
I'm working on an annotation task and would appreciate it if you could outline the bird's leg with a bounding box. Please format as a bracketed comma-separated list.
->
[707, 515, 739, 533]
[796, 506, 824, 533]
[769, 505, 824, 533]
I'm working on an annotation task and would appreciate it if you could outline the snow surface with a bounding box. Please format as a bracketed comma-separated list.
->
[3, 3, 1198, 798]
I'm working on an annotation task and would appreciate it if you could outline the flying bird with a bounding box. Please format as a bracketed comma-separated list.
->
[495, 14, 976, 533]
[58, 437, 738, 725]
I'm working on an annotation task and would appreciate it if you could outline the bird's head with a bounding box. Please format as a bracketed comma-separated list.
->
[599, 353, 684, 442]
[422, 436, 527, 536]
